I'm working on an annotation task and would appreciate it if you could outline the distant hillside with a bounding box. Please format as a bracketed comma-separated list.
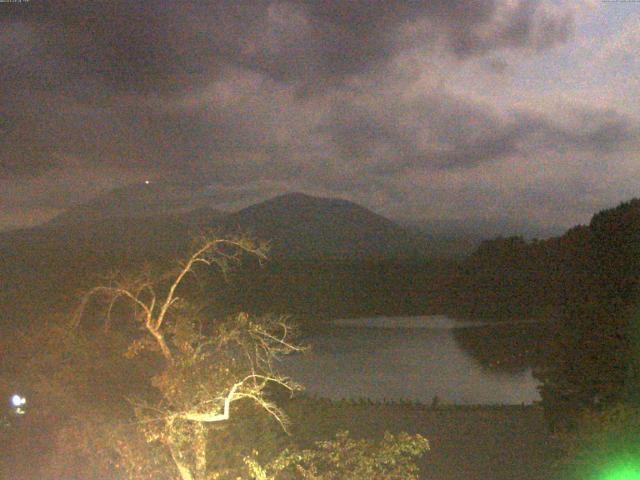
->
[223, 192, 430, 259]
[401, 218, 565, 259]
[1, 207, 223, 260]
[448, 197, 640, 321]
[5, 190, 430, 261]
[46, 180, 223, 226]
[7, 181, 517, 261]
[0, 190, 439, 321]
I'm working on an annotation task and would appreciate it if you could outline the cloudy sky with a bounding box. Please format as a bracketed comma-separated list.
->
[1, 0, 639, 232]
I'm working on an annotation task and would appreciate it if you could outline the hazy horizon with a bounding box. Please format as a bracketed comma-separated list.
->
[0, 180, 590, 239]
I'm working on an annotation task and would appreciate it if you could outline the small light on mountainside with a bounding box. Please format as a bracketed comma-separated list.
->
[10, 394, 26, 415]
[144, 180, 150, 185]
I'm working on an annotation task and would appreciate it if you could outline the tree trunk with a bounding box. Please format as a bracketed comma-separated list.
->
[193, 423, 208, 480]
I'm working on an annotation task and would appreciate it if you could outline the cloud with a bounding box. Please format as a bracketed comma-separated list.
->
[317, 87, 639, 177]
[0, 1, 578, 101]
[2, 1, 637, 233]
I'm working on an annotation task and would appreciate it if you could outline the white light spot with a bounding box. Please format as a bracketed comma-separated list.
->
[11, 394, 25, 407]
[144, 180, 150, 185]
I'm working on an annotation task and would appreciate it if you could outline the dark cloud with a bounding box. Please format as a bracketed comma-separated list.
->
[483, 57, 510, 74]
[0, 0, 579, 113]
[319, 93, 639, 176]
[1, 1, 576, 100]
[0, 111, 53, 177]
[450, 0, 574, 55]
[3, 0, 632, 232]
[511, 110, 638, 156]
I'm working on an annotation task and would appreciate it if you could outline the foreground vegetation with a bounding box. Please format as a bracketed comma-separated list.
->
[2, 197, 640, 478]
[0, 234, 429, 479]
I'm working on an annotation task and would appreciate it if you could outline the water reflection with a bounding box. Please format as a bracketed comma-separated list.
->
[279, 316, 542, 405]
[452, 321, 554, 374]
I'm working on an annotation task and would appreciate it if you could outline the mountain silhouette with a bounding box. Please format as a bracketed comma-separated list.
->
[2, 188, 429, 261]
[223, 192, 429, 259]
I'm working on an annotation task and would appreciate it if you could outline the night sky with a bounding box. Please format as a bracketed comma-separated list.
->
[1, 1, 639, 232]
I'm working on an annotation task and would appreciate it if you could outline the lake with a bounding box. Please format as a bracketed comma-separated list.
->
[278, 315, 541, 405]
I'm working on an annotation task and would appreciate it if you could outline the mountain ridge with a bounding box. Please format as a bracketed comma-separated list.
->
[1, 189, 431, 261]
[223, 192, 430, 259]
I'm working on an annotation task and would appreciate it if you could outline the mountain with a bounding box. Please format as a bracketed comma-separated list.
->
[410, 218, 564, 241]
[10, 180, 544, 260]
[0, 190, 431, 269]
[401, 218, 566, 258]
[222, 192, 430, 259]
[2, 207, 222, 256]
[0, 189, 435, 323]
[46, 181, 224, 226]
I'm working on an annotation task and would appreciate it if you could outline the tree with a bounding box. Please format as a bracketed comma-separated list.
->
[73, 234, 305, 480]
[245, 430, 429, 480]
[2, 233, 430, 479]
[0, 313, 147, 479]
[536, 200, 640, 430]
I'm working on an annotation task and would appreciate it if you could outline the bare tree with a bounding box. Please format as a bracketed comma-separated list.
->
[73, 234, 304, 480]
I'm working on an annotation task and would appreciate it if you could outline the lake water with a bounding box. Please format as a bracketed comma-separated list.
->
[278, 315, 541, 405]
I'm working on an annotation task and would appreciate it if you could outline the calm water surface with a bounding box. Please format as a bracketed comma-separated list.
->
[279, 315, 540, 405]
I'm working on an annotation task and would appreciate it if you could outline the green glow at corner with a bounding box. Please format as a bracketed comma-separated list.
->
[599, 462, 640, 480]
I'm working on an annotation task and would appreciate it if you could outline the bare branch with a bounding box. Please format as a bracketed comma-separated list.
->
[176, 372, 301, 430]
[72, 233, 299, 480]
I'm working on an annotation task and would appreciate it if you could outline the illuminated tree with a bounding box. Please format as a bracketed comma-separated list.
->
[4, 233, 430, 479]
[74, 234, 304, 480]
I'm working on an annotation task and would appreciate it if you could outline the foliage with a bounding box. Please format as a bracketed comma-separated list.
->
[245, 430, 429, 480]
[223, 258, 451, 319]
[445, 199, 640, 428]
[71, 234, 305, 480]
[0, 314, 147, 479]
[536, 301, 636, 431]
[0, 233, 434, 479]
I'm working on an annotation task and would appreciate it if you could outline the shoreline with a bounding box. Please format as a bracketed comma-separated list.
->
[282, 396, 559, 480]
